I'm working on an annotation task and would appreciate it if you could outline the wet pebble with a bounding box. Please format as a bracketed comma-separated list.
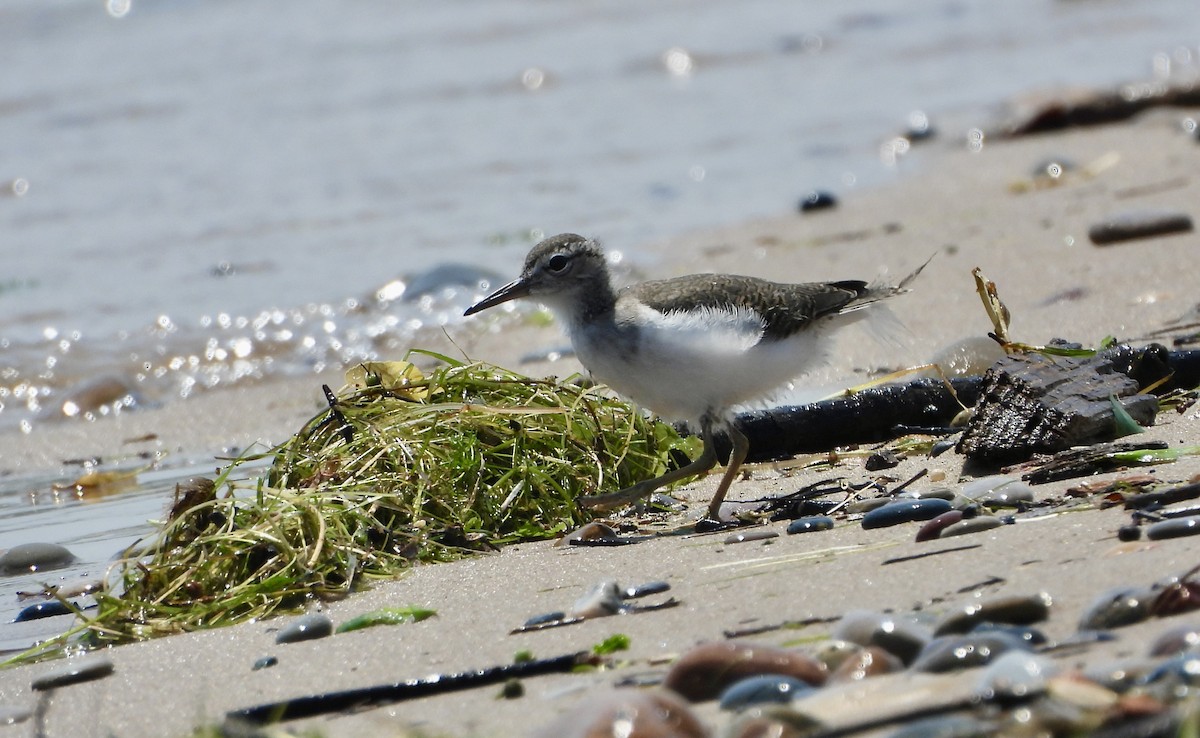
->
[1148, 623, 1200, 657]
[786, 516, 834, 535]
[828, 646, 903, 683]
[969, 623, 1048, 648]
[934, 592, 1052, 636]
[960, 475, 1014, 498]
[975, 650, 1055, 703]
[13, 601, 74, 622]
[31, 657, 115, 691]
[861, 498, 952, 530]
[911, 631, 1030, 673]
[718, 674, 814, 711]
[978, 488, 1032, 509]
[533, 689, 707, 738]
[1138, 653, 1200, 691]
[797, 190, 837, 213]
[252, 656, 278, 671]
[811, 640, 865, 673]
[914, 510, 963, 542]
[275, 612, 333, 644]
[724, 529, 779, 545]
[1078, 586, 1154, 630]
[871, 620, 934, 666]
[898, 487, 957, 501]
[1146, 515, 1200, 540]
[941, 516, 1005, 539]
[833, 610, 889, 646]
[1146, 575, 1200, 618]
[1082, 656, 1161, 693]
[0, 542, 76, 575]
[834, 611, 931, 665]
[1045, 674, 1119, 714]
[1117, 524, 1143, 542]
[961, 476, 1034, 508]
[1088, 209, 1194, 245]
[663, 641, 827, 701]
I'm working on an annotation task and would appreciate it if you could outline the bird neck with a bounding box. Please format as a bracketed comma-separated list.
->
[553, 277, 618, 332]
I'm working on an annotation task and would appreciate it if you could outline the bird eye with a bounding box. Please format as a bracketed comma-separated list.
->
[546, 253, 570, 273]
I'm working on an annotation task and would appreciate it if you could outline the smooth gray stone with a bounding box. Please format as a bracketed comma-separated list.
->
[275, 613, 334, 644]
[0, 542, 75, 575]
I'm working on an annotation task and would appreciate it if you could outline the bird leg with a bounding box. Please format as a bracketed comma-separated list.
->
[579, 414, 750, 523]
[578, 419, 719, 513]
[705, 420, 749, 522]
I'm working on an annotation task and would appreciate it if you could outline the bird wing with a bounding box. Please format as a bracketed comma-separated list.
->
[627, 275, 867, 341]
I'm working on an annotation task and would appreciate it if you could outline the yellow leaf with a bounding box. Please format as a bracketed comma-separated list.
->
[345, 361, 428, 400]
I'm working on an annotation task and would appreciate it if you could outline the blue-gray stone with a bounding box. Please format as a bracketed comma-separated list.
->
[275, 613, 334, 644]
[0, 542, 76, 575]
[14, 601, 73, 622]
[787, 516, 834, 534]
[718, 674, 813, 711]
[862, 499, 952, 529]
[1147, 516, 1200, 541]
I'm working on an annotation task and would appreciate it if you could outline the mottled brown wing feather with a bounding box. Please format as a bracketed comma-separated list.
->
[626, 275, 868, 340]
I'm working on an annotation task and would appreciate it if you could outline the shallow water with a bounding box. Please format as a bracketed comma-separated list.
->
[1, 0, 1199, 644]
[0, 457, 274, 648]
[3, 0, 1199, 433]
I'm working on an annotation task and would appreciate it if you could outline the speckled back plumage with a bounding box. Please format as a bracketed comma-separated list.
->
[628, 275, 870, 342]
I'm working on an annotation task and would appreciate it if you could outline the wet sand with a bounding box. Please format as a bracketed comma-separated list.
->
[3, 108, 1200, 736]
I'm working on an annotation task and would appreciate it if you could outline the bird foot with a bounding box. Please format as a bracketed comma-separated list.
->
[578, 481, 659, 513]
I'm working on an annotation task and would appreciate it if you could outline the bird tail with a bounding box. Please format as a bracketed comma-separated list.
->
[842, 252, 935, 312]
[842, 252, 935, 346]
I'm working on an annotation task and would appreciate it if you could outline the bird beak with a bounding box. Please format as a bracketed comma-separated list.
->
[463, 277, 532, 316]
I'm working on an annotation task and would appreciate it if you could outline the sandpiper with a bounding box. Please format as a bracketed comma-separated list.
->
[465, 233, 921, 524]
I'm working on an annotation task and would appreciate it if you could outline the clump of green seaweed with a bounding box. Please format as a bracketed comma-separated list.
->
[5, 353, 695, 664]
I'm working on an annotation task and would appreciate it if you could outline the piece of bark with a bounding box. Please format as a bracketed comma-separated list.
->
[957, 352, 1158, 466]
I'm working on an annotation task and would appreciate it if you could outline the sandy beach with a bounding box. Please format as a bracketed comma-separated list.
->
[3, 104, 1200, 737]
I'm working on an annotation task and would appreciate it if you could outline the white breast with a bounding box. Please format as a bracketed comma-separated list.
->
[568, 302, 835, 422]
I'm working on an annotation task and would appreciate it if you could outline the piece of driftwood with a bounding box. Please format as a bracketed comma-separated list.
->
[226, 650, 593, 726]
[957, 351, 1158, 465]
[723, 377, 982, 463]
[719, 346, 1199, 465]
[1021, 441, 1170, 485]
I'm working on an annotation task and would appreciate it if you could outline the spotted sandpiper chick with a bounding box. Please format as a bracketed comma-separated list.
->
[465, 233, 921, 525]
